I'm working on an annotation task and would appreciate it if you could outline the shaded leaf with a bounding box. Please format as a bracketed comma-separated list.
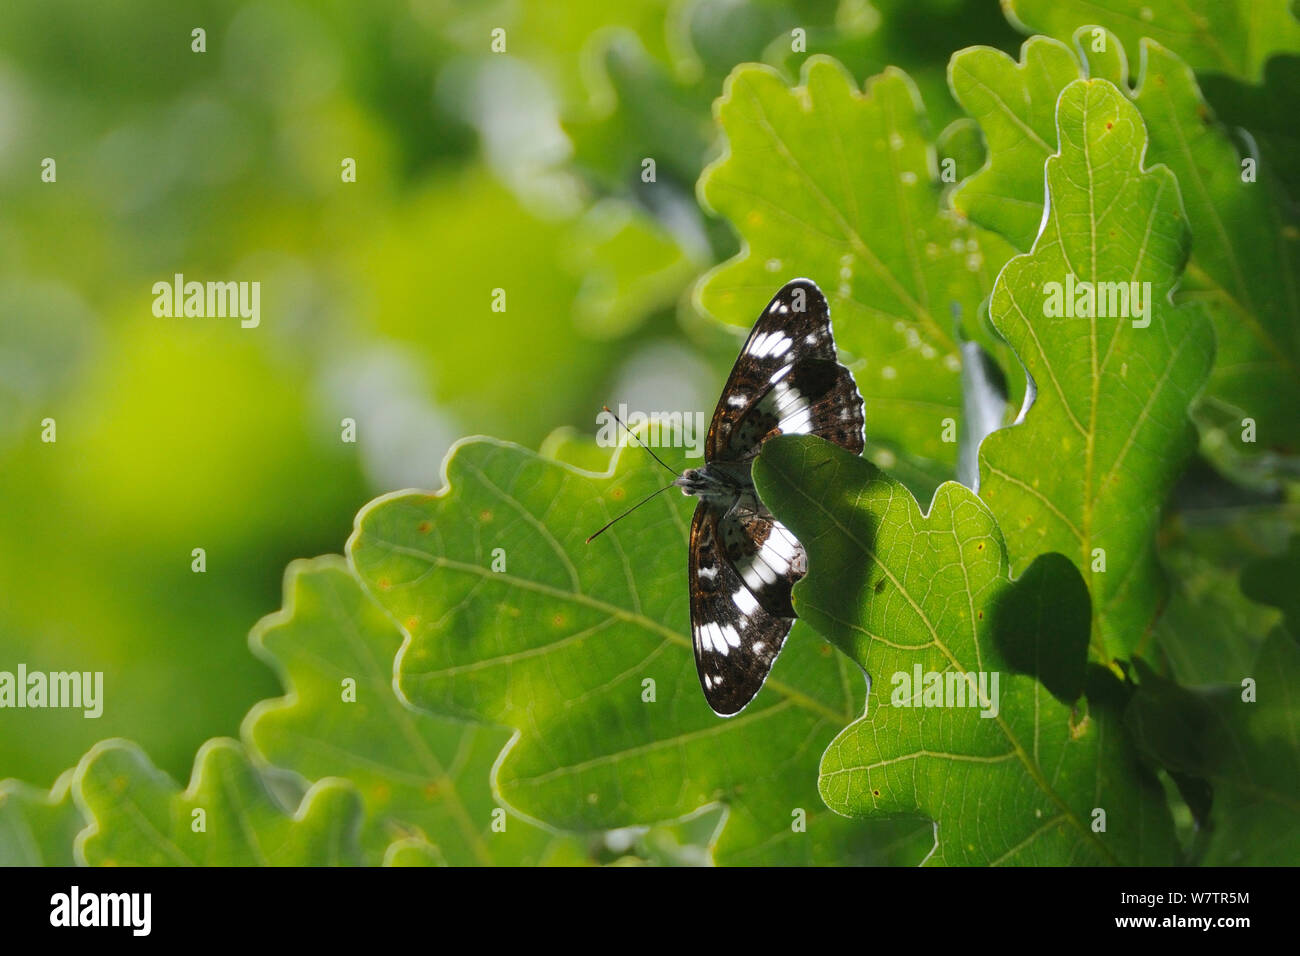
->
[1126, 634, 1300, 865]
[1154, 481, 1296, 685]
[754, 434, 1177, 865]
[1240, 534, 1300, 629]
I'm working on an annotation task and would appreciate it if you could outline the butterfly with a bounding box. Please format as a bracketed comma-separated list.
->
[589, 279, 864, 716]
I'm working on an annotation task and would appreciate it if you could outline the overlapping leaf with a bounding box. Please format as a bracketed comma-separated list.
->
[0, 771, 82, 866]
[754, 434, 1177, 865]
[349, 438, 933, 865]
[1154, 493, 1299, 685]
[245, 556, 593, 866]
[974, 78, 1214, 662]
[697, 56, 1017, 477]
[1127, 622, 1300, 866]
[951, 32, 1300, 476]
[73, 739, 362, 866]
[1003, 0, 1300, 81]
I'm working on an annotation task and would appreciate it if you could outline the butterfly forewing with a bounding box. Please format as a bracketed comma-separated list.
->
[722, 359, 865, 461]
[705, 279, 859, 461]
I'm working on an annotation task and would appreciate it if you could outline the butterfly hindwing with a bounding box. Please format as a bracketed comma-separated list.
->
[688, 504, 794, 716]
[717, 491, 806, 619]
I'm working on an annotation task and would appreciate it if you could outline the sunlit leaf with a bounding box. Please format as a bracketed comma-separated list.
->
[951, 33, 1300, 478]
[73, 739, 362, 866]
[245, 556, 585, 865]
[975, 77, 1214, 662]
[349, 438, 933, 865]
[1003, 0, 1300, 81]
[0, 771, 83, 867]
[697, 56, 1017, 476]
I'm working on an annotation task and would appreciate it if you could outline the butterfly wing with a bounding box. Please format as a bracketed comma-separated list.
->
[706, 278, 865, 462]
[688, 503, 795, 716]
[687, 279, 864, 715]
[717, 492, 806, 619]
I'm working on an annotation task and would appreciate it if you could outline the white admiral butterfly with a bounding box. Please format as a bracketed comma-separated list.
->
[590, 279, 865, 716]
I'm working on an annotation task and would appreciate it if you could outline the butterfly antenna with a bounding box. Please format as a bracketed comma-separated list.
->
[603, 405, 681, 478]
[586, 482, 676, 544]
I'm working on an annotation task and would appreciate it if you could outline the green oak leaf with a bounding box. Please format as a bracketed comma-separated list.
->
[948, 37, 1083, 250]
[754, 434, 1178, 865]
[1003, 0, 1300, 81]
[349, 438, 933, 865]
[382, 837, 445, 867]
[975, 77, 1214, 662]
[697, 56, 1017, 475]
[244, 555, 588, 866]
[73, 739, 362, 866]
[951, 33, 1300, 474]
[1196, 536, 1300, 864]
[1154, 492, 1298, 685]
[936, 118, 987, 191]
[1126, 632, 1300, 865]
[0, 770, 83, 866]
[1127, 532, 1300, 864]
[1201, 55, 1300, 204]
[1241, 534, 1300, 630]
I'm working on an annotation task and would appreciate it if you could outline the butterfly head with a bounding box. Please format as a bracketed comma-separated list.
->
[673, 467, 708, 497]
[674, 463, 749, 508]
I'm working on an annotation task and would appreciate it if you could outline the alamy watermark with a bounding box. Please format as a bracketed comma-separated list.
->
[890, 665, 1000, 718]
[1042, 274, 1151, 328]
[0, 664, 103, 718]
[596, 404, 707, 459]
[152, 273, 260, 328]
[50, 886, 150, 936]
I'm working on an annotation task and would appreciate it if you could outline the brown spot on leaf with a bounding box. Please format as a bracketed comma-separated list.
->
[417, 520, 432, 534]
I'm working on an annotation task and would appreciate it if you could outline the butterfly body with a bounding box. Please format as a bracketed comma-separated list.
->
[682, 279, 865, 716]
